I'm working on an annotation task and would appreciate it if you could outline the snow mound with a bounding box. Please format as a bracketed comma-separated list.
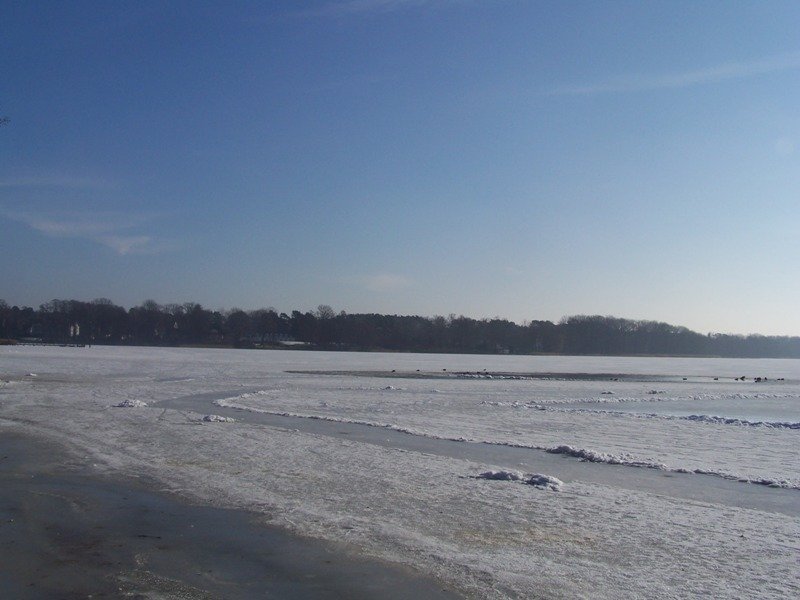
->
[477, 470, 525, 481]
[525, 473, 564, 491]
[114, 399, 148, 408]
[546, 445, 667, 469]
[476, 470, 563, 490]
[202, 414, 235, 423]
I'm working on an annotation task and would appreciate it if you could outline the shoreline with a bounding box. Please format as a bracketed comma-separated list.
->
[11, 340, 800, 360]
[0, 429, 460, 599]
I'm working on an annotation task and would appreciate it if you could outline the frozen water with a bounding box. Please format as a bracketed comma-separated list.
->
[1, 346, 798, 599]
[219, 372, 800, 489]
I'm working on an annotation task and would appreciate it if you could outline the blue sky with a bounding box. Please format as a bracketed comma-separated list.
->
[2, 0, 799, 335]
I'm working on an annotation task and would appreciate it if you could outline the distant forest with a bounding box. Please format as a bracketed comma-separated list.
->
[2, 298, 799, 358]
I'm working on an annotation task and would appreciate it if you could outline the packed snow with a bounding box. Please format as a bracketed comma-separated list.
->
[476, 470, 563, 490]
[202, 414, 235, 423]
[1, 346, 798, 599]
[476, 469, 525, 481]
[525, 473, 564, 491]
[114, 399, 148, 408]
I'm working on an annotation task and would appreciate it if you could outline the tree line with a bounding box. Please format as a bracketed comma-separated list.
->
[1, 298, 799, 358]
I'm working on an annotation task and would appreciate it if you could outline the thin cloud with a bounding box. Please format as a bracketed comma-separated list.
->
[24, 216, 120, 237]
[7, 210, 162, 256]
[364, 273, 413, 292]
[549, 51, 800, 96]
[98, 235, 154, 256]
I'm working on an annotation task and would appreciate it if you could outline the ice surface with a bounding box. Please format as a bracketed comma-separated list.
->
[1, 346, 798, 599]
[219, 376, 800, 489]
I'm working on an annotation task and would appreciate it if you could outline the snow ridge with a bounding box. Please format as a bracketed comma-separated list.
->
[485, 401, 800, 430]
[683, 414, 800, 429]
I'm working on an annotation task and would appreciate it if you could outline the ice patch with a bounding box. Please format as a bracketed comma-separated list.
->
[202, 414, 236, 423]
[114, 399, 148, 408]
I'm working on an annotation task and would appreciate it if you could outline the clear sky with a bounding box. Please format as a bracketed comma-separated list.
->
[2, 1, 799, 335]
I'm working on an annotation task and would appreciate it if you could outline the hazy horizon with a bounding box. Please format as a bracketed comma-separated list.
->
[3, 2, 799, 336]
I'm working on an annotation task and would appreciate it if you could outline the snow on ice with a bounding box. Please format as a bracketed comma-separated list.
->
[1, 346, 798, 599]
[114, 399, 148, 408]
[202, 414, 235, 423]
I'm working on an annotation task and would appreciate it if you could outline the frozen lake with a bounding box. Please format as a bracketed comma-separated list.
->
[567, 392, 800, 423]
[1, 346, 798, 599]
